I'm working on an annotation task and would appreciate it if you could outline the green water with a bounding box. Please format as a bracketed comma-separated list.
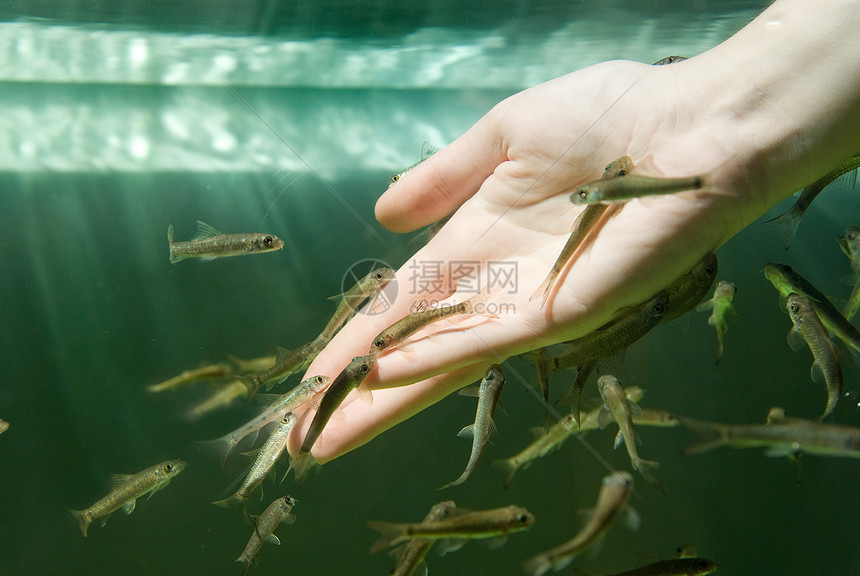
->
[2, 1, 859, 575]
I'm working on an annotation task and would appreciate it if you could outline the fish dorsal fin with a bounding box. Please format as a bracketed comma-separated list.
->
[613, 430, 625, 449]
[254, 393, 282, 407]
[420, 141, 440, 160]
[766, 407, 787, 424]
[110, 474, 133, 489]
[274, 346, 292, 363]
[457, 424, 475, 439]
[192, 220, 223, 240]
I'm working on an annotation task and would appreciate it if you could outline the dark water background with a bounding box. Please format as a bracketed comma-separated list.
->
[2, 1, 860, 575]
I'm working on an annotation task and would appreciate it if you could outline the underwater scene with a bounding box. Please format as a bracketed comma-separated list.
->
[2, 1, 859, 574]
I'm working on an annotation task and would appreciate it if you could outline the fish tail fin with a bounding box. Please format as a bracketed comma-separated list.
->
[196, 436, 235, 468]
[211, 493, 243, 511]
[490, 457, 519, 489]
[68, 508, 91, 537]
[437, 469, 470, 491]
[763, 206, 801, 251]
[237, 375, 261, 398]
[366, 521, 408, 553]
[521, 551, 554, 576]
[634, 458, 663, 493]
[679, 417, 729, 455]
[286, 451, 316, 484]
[529, 272, 555, 309]
[235, 556, 251, 576]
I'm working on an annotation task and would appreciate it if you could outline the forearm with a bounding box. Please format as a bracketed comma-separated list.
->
[689, 0, 860, 209]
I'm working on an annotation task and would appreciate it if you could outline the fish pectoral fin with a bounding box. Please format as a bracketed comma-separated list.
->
[280, 513, 296, 525]
[121, 499, 136, 515]
[597, 407, 613, 430]
[623, 506, 642, 531]
[810, 362, 824, 383]
[457, 385, 480, 398]
[436, 538, 467, 556]
[486, 536, 509, 550]
[265, 534, 281, 546]
[786, 328, 807, 352]
[613, 430, 625, 450]
[488, 416, 498, 437]
[354, 384, 374, 406]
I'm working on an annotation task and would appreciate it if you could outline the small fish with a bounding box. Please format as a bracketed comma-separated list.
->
[531, 155, 635, 308]
[492, 387, 646, 488]
[240, 341, 325, 397]
[604, 557, 718, 576]
[185, 379, 247, 420]
[229, 354, 277, 374]
[524, 291, 670, 373]
[368, 504, 534, 554]
[598, 375, 662, 492]
[200, 375, 330, 467]
[370, 291, 496, 355]
[681, 407, 860, 458]
[439, 364, 505, 489]
[147, 362, 233, 393]
[290, 355, 376, 480]
[69, 459, 186, 537]
[389, 142, 440, 187]
[213, 413, 296, 520]
[167, 220, 284, 263]
[695, 281, 737, 364]
[785, 293, 843, 421]
[652, 55, 688, 65]
[570, 173, 709, 205]
[837, 226, 860, 321]
[388, 500, 456, 576]
[658, 253, 720, 326]
[765, 154, 860, 250]
[763, 263, 860, 356]
[317, 267, 397, 342]
[522, 471, 636, 576]
[235, 495, 297, 576]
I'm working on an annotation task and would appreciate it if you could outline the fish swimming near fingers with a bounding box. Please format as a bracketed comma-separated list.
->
[167, 220, 284, 263]
[531, 155, 635, 308]
[570, 172, 710, 205]
[69, 459, 186, 537]
[439, 364, 505, 490]
[765, 153, 860, 250]
[289, 354, 376, 481]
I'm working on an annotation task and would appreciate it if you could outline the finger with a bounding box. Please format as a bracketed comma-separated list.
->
[375, 110, 508, 233]
[298, 362, 489, 464]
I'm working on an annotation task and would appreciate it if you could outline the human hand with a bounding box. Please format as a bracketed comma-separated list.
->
[287, 58, 790, 463]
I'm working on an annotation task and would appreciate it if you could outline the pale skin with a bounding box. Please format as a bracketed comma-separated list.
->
[288, 0, 860, 462]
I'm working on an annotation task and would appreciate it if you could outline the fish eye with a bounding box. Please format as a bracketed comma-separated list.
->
[390, 174, 400, 183]
[654, 303, 665, 314]
[264, 236, 273, 246]
[517, 514, 530, 525]
[704, 265, 715, 276]
[782, 264, 793, 272]
[790, 302, 800, 313]
[849, 232, 857, 240]
[315, 376, 324, 384]
[374, 338, 385, 349]
[163, 464, 173, 473]
[617, 169, 627, 177]
[578, 189, 589, 199]
[375, 272, 384, 280]
[359, 363, 370, 374]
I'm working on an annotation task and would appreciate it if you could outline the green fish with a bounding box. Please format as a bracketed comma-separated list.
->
[235, 495, 297, 576]
[695, 280, 738, 364]
[570, 173, 708, 205]
[388, 501, 456, 576]
[837, 226, 860, 321]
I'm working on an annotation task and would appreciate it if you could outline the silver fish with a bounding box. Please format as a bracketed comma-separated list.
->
[388, 500, 456, 576]
[522, 471, 636, 576]
[147, 362, 233, 393]
[167, 220, 284, 263]
[652, 55, 688, 65]
[368, 504, 534, 554]
[200, 375, 330, 467]
[439, 364, 505, 489]
[389, 141, 440, 187]
[681, 407, 860, 459]
[317, 267, 397, 342]
[765, 154, 860, 250]
[598, 375, 662, 492]
[235, 495, 297, 576]
[68, 459, 186, 537]
[785, 293, 842, 421]
[212, 413, 296, 520]
[605, 557, 718, 576]
[570, 173, 708, 205]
